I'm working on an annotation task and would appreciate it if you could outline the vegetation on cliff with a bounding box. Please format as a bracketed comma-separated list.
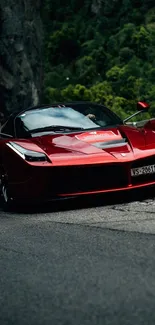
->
[42, 0, 155, 118]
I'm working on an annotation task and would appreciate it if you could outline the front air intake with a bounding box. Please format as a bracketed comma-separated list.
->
[45, 163, 129, 195]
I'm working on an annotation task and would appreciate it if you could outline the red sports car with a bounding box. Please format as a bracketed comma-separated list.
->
[0, 100, 155, 209]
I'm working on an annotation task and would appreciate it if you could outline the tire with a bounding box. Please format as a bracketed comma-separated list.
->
[0, 171, 14, 211]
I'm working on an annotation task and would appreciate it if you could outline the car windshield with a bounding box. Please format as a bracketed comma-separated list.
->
[16, 103, 123, 134]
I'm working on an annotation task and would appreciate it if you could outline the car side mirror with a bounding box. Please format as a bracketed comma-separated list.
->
[124, 101, 150, 123]
[137, 101, 150, 111]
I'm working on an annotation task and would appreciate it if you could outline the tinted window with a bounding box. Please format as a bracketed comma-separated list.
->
[15, 117, 31, 138]
[16, 104, 122, 134]
[1, 117, 15, 136]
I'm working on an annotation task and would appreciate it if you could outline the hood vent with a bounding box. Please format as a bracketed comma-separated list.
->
[92, 138, 128, 149]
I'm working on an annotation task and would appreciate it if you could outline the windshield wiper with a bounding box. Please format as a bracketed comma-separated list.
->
[30, 125, 85, 133]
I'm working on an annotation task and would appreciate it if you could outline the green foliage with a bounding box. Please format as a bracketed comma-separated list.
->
[47, 26, 80, 65]
[42, 0, 155, 119]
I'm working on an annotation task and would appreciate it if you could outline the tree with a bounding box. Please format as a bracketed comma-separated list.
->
[131, 26, 151, 58]
[43, 0, 155, 119]
[47, 27, 80, 65]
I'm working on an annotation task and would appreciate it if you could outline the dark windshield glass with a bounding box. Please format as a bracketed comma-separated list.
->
[16, 104, 122, 134]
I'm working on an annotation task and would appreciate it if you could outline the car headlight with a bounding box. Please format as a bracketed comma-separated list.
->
[7, 142, 49, 162]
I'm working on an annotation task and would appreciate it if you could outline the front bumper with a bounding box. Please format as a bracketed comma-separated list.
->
[8, 156, 155, 201]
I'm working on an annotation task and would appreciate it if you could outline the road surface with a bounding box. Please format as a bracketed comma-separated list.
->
[0, 190, 155, 325]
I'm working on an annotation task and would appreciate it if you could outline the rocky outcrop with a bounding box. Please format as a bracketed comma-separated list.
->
[0, 0, 43, 117]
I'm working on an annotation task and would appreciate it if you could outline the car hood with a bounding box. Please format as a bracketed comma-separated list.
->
[14, 125, 155, 165]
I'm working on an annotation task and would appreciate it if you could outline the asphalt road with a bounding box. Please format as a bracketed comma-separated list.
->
[1, 190, 155, 325]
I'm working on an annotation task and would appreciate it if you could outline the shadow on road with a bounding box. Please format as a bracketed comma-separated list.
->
[1, 185, 154, 215]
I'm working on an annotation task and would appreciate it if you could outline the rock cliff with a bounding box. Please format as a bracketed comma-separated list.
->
[0, 0, 43, 117]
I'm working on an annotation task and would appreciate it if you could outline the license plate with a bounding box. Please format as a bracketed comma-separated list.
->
[131, 164, 155, 177]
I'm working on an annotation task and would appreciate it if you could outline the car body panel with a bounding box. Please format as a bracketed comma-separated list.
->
[12, 125, 155, 165]
[1, 102, 155, 203]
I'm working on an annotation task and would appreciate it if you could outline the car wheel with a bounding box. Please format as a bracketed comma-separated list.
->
[0, 173, 14, 211]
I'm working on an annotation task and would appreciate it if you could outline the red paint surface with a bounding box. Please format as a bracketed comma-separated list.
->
[1, 123, 155, 200]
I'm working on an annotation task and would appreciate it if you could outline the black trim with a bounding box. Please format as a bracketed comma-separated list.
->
[0, 132, 13, 138]
[93, 138, 127, 149]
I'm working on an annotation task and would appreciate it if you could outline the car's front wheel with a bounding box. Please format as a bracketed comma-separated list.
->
[0, 173, 14, 211]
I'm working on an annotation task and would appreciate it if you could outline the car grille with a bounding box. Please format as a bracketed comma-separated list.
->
[131, 155, 155, 185]
[47, 164, 128, 195]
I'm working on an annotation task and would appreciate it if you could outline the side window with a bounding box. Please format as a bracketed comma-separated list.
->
[1, 118, 15, 137]
[15, 117, 30, 138]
